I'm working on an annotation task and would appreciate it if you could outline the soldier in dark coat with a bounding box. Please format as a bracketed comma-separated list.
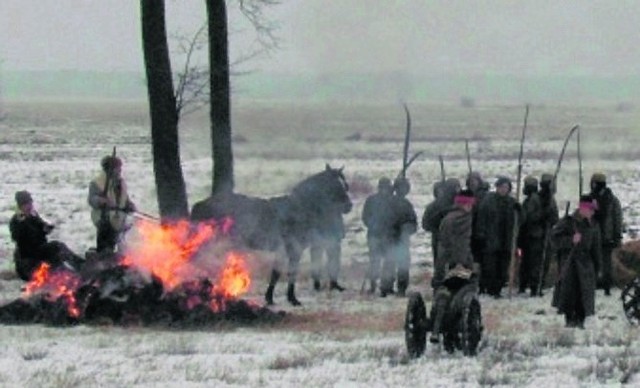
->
[429, 189, 476, 343]
[9, 191, 83, 280]
[518, 176, 546, 296]
[466, 172, 490, 270]
[589, 172, 623, 296]
[537, 173, 559, 294]
[422, 178, 461, 266]
[551, 195, 601, 328]
[362, 177, 396, 294]
[383, 177, 418, 297]
[476, 176, 517, 298]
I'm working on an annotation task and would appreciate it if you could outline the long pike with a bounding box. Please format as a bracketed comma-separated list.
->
[508, 105, 529, 299]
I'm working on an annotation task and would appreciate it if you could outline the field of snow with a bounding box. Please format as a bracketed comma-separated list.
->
[0, 100, 639, 386]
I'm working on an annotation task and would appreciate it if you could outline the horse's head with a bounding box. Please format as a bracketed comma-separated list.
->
[291, 164, 353, 215]
[322, 164, 353, 214]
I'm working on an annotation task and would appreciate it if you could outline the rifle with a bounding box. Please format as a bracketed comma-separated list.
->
[94, 146, 117, 227]
[508, 105, 529, 299]
[465, 139, 472, 175]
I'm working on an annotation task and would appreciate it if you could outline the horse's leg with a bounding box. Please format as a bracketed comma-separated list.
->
[327, 238, 345, 291]
[309, 234, 324, 291]
[286, 241, 303, 306]
[265, 246, 286, 305]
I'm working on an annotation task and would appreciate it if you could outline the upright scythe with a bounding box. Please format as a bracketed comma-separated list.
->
[508, 105, 529, 299]
[398, 103, 423, 178]
[535, 124, 580, 294]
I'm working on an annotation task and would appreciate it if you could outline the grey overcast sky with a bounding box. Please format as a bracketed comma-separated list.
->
[1, 0, 639, 76]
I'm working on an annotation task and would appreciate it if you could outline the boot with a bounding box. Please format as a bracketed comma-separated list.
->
[329, 280, 345, 292]
[287, 283, 302, 306]
[313, 279, 322, 291]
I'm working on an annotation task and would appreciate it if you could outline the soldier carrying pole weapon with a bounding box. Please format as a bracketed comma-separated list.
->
[535, 125, 579, 295]
[508, 105, 529, 298]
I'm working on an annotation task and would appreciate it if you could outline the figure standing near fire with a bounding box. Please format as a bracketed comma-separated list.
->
[88, 155, 136, 253]
[588, 172, 623, 296]
[10, 190, 83, 280]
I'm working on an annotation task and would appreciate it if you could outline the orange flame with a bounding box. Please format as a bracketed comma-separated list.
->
[122, 218, 252, 309]
[215, 252, 251, 298]
[22, 262, 82, 318]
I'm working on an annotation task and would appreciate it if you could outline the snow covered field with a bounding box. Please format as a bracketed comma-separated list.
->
[0, 100, 639, 386]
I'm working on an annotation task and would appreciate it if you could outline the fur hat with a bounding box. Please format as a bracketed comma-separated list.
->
[101, 155, 122, 172]
[495, 176, 512, 188]
[540, 173, 553, 183]
[15, 190, 33, 206]
[579, 194, 597, 210]
[524, 175, 538, 187]
[591, 172, 606, 183]
[378, 177, 392, 191]
[393, 176, 411, 195]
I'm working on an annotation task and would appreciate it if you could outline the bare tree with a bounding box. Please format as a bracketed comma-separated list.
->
[140, 0, 189, 220]
[205, 0, 279, 196]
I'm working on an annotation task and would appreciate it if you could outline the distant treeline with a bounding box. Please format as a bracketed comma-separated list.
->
[2, 70, 639, 105]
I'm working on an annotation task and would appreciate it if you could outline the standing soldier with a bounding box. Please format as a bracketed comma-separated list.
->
[517, 176, 545, 296]
[476, 176, 518, 298]
[362, 177, 396, 295]
[551, 195, 601, 328]
[422, 178, 461, 266]
[589, 172, 623, 296]
[466, 172, 490, 274]
[429, 189, 476, 343]
[384, 176, 418, 297]
[537, 173, 559, 294]
[88, 155, 136, 254]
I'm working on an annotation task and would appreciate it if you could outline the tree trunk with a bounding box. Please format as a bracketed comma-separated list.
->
[206, 0, 234, 196]
[141, 0, 189, 219]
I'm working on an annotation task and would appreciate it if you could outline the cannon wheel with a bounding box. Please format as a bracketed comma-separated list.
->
[622, 277, 640, 325]
[404, 292, 427, 358]
[461, 298, 483, 356]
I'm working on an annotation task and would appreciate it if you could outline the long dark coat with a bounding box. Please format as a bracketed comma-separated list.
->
[551, 212, 602, 316]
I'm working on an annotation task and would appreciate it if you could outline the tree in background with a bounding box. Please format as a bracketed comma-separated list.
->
[141, 0, 279, 216]
[140, 0, 189, 220]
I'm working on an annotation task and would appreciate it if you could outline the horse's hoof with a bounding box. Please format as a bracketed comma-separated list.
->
[329, 281, 345, 292]
[265, 286, 275, 305]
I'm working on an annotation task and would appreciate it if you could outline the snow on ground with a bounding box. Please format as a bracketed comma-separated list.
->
[0, 101, 639, 387]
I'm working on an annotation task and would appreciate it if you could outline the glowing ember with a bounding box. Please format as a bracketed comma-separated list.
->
[22, 263, 82, 318]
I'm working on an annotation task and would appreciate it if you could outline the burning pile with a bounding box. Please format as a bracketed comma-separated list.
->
[0, 218, 284, 326]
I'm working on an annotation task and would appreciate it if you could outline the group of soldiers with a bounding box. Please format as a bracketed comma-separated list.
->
[8, 151, 625, 329]
[362, 169, 623, 329]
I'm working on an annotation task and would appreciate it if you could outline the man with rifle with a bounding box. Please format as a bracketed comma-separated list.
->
[88, 153, 136, 253]
[536, 173, 559, 295]
[517, 176, 546, 297]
